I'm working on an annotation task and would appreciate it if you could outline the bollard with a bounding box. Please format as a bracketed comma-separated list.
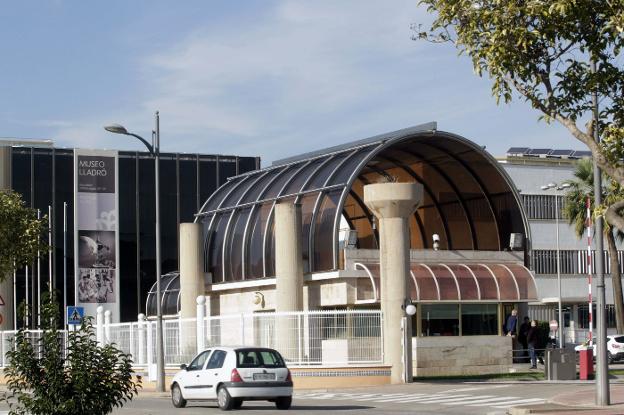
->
[196, 296, 206, 353]
[137, 314, 146, 365]
[96, 306, 104, 345]
[104, 310, 112, 345]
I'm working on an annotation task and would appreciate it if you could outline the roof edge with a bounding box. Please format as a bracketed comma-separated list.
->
[271, 122, 437, 167]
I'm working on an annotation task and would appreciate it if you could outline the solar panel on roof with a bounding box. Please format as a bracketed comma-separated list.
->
[549, 149, 575, 156]
[572, 150, 592, 158]
[527, 148, 552, 157]
[507, 147, 530, 154]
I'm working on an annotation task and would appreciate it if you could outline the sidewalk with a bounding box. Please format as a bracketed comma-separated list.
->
[509, 384, 624, 415]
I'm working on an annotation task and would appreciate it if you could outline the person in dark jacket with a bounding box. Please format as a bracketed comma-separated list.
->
[518, 316, 531, 362]
[527, 320, 539, 369]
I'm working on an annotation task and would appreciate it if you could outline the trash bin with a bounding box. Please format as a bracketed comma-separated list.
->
[579, 348, 594, 380]
[545, 348, 576, 380]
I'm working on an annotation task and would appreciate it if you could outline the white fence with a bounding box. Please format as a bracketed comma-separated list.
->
[0, 310, 383, 368]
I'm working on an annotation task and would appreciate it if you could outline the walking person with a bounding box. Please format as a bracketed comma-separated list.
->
[527, 319, 538, 369]
[519, 316, 530, 362]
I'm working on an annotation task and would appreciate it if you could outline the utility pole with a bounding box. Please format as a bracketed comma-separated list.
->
[592, 57, 610, 406]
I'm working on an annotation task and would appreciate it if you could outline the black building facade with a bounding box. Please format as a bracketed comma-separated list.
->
[7, 145, 259, 323]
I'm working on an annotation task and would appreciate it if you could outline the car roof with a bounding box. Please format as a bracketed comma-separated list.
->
[198, 346, 280, 352]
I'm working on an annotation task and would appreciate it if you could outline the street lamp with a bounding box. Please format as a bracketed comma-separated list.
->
[541, 181, 571, 349]
[104, 112, 165, 393]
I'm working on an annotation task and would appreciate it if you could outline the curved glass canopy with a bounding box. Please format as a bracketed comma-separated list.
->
[146, 271, 180, 317]
[353, 262, 537, 302]
[197, 123, 530, 283]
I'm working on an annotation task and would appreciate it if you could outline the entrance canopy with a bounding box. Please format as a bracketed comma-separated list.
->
[354, 262, 538, 302]
[197, 122, 529, 283]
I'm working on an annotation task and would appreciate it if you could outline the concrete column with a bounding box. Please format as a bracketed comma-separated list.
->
[0, 146, 14, 330]
[274, 203, 304, 360]
[364, 182, 422, 384]
[179, 223, 204, 359]
[179, 223, 204, 318]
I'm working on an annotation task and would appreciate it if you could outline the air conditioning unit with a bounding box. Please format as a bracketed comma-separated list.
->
[509, 233, 524, 250]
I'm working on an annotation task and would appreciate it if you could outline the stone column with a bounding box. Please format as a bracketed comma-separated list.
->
[275, 203, 304, 360]
[179, 223, 204, 358]
[364, 182, 422, 384]
[0, 146, 14, 330]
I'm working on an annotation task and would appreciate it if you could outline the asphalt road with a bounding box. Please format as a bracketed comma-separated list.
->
[98, 381, 593, 415]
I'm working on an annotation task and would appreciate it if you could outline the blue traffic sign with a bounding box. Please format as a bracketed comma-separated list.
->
[67, 306, 85, 325]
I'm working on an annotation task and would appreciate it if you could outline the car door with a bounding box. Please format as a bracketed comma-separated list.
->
[181, 349, 211, 399]
[199, 349, 228, 399]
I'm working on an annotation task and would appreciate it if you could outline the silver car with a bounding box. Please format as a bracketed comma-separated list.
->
[171, 346, 293, 410]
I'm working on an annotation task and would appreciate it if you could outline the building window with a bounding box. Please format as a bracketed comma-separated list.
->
[531, 249, 618, 275]
[421, 304, 459, 336]
[522, 194, 565, 220]
[461, 304, 498, 335]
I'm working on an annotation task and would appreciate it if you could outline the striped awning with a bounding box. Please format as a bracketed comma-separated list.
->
[354, 262, 537, 302]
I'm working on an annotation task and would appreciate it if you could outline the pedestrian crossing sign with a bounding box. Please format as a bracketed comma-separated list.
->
[67, 306, 85, 325]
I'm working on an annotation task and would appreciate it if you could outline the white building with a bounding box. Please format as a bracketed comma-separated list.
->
[499, 148, 621, 343]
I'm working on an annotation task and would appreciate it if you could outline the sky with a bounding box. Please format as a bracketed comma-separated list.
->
[0, 0, 585, 165]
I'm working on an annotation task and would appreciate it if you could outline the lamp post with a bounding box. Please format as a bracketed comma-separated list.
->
[541, 182, 571, 349]
[104, 112, 165, 393]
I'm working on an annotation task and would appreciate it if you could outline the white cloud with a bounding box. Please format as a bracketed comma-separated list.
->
[50, 1, 584, 164]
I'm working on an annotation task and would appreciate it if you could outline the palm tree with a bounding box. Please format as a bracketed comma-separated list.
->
[563, 159, 624, 333]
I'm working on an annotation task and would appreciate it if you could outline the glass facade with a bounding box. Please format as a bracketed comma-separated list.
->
[199, 127, 529, 284]
[10, 147, 258, 323]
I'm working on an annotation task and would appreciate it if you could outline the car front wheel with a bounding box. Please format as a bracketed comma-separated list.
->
[275, 396, 292, 410]
[217, 386, 234, 411]
[171, 384, 187, 408]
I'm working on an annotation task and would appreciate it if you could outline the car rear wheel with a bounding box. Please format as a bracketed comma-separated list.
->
[171, 384, 187, 408]
[217, 386, 234, 411]
[275, 396, 292, 410]
[608, 351, 614, 365]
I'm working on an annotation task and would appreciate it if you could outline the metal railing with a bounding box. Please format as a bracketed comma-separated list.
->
[0, 310, 383, 369]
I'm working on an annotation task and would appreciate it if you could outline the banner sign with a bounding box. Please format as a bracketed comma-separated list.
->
[73, 150, 119, 322]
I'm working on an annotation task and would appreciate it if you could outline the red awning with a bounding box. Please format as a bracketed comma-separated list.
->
[354, 262, 537, 302]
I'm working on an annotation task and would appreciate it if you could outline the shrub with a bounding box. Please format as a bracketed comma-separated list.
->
[2, 294, 140, 415]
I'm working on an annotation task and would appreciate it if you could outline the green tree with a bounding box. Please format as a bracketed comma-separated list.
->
[3, 294, 140, 415]
[0, 190, 47, 280]
[415, 0, 624, 231]
[563, 159, 624, 332]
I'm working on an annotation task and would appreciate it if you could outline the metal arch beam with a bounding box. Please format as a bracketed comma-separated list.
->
[354, 262, 379, 301]
[377, 155, 452, 249]
[477, 264, 501, 301]
[331, 142, 387, 270]
[498, 263, 522, 301]
[420, 141, 502, 249]
[419, 263, 441, 301]
[308, 150, 360, 272]
[241, 165, 298, 280]
[398, 148, 477, 250]
[204, 175, 252, 282]
[409, 269, 420, 301]
[221, 170, 272, 282]
[261, 160, 317, 277]
[458, 263, 481, 300]
[346, 187, 379, 249]
[439, 263, 461, 301]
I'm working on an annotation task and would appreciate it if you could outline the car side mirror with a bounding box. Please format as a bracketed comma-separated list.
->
[180, 363, 188, 371]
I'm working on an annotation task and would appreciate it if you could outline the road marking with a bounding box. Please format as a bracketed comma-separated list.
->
[445, 384, 511, 393]
[444, 396, 518, 405]
[489, 398, 548, 408]
[399, 395, 496, 404]
[372, 394, 433, 402]
[356, 393, 416, 401]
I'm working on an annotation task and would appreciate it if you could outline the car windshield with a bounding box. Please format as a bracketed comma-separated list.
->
[236, 349, 286, 368]
[614, 336, 624, 343]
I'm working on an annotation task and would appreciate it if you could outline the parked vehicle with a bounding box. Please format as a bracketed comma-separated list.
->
[574, 335, 624, 364]
[171, 346, 293, 411]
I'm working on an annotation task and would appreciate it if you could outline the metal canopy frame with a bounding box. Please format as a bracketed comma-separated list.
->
[196, 124, 530, 283]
